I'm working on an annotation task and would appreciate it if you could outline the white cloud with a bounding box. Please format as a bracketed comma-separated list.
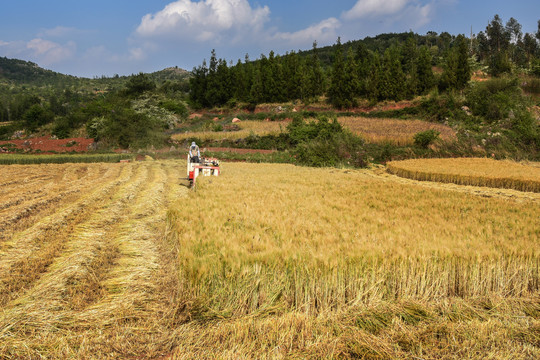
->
[0, 38, 75, 66]
[26, 38, 76, 65]
[129, 47, 146, 61]
[136, 0, 270, 42]
[343, 0, 410, 20]
[339, 0, 437, 37]
[38, 26, 79, 38]
[271, 18, 341, 46]
[413, 3, 433, 28]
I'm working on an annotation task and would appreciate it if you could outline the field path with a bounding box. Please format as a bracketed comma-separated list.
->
[0, 160, 188, 358]
[362, 165, 540, 202]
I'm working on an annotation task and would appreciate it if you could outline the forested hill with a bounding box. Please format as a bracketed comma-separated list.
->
[0, 57, 80, 86]
[298, 32, 445, 67]
[0, 56, 191, 88]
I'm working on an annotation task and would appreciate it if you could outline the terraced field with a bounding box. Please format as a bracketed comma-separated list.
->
[0, 160, 187, 358]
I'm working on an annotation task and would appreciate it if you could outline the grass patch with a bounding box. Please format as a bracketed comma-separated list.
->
[0, 153, 134, 165]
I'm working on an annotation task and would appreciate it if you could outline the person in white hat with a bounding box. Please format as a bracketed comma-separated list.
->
[189, 141, 200, 163]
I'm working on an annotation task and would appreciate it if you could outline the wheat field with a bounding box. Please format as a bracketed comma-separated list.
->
[388, 157, 540, 192]
[1, 160, 539, 358]
[172, 120, 289, 142]
[166, 162, 539, 359]
[338, 117, 457, 145]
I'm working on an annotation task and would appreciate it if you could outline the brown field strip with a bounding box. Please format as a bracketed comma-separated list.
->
[338, 117, 457, 145]
[0, 164, 123, 243]
[387, 158, 540, 192]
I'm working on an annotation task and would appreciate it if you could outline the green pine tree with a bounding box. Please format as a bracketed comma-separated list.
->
[416, 46, 435, 94]
[329, 38, 357, 108]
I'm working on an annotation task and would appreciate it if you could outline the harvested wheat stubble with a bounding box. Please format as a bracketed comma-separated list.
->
[387, 158, 540, 192]
[0, 164, 132, 307]
[0, 160, 188, 358]
[172, 120, 289, 142]
[0, 163, 148, 321]
[0, 163, 123, 242]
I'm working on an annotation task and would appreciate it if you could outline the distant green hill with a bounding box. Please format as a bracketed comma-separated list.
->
[149, 66, 191, 82]
[0, 56, 191, 88]
[297, 31, 455, 67]
[0, 56, 81, 86]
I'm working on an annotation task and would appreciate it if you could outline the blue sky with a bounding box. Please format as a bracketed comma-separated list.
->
[0, 1, 538, 77]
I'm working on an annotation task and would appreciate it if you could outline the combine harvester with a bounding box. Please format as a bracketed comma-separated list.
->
[187, 155, 220, 188]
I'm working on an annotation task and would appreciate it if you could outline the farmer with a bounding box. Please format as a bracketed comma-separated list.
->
[189, 141, 200, 163]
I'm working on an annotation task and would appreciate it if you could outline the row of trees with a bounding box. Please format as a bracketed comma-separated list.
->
[475, 16, 540, 75]
[190, 46, 326, 108]
[190, 15, 540, 109]
[327, 35, 470, 108]
[190, 35, 469, 109]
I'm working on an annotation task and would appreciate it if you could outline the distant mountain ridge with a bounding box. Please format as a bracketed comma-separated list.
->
[149, 66, 191, 82]
[0, 57, 79, 86]
[0, 57, 191, 87]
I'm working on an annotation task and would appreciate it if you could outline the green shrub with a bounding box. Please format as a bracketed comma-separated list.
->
[521, 78, 540, 95]
[531, 59, 540, 77]
[414, 130, 440, 148]
[287, 115, 343, 144]
[417, 92, 464, 122]
[87, 107, 167, 149]
[159, 100, 188, 117]
[466, 78, 525, 122]
[509, 109, 539, 146]
[288, 115, 367, 167]
[23, 104, 54, 131]
[123, 73, 156, 96]
[294, 131, 366, 168]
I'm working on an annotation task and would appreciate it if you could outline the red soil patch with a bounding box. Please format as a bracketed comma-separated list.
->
[0, 137, 94, 153]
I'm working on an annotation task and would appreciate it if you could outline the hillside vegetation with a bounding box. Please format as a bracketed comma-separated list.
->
[0, 14, 539, 165]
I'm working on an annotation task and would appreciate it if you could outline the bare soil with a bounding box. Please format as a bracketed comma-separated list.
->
[0, 136, 94, 153]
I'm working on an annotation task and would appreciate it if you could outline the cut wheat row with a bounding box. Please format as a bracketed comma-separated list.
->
[0, 162, 150, 347]
[387, 158, 540, 193]
[0, 163, 110, 235]
[0, 163, 125, 245]
[0, 164, 133, 305]
[67, 162, 187, 357]
[75, 162, 166, 322]
[0, 163, 99, 212]
[0, 162, 188, 358]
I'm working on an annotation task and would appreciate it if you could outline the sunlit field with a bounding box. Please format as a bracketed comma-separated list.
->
[0, 161, 187, 358]
[1, 160, 538, 358]
[167, 162, 539, 359]
[338, 116, 457, 145]
[171, 120, 289, 142]
[388, 157, 540, 192]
